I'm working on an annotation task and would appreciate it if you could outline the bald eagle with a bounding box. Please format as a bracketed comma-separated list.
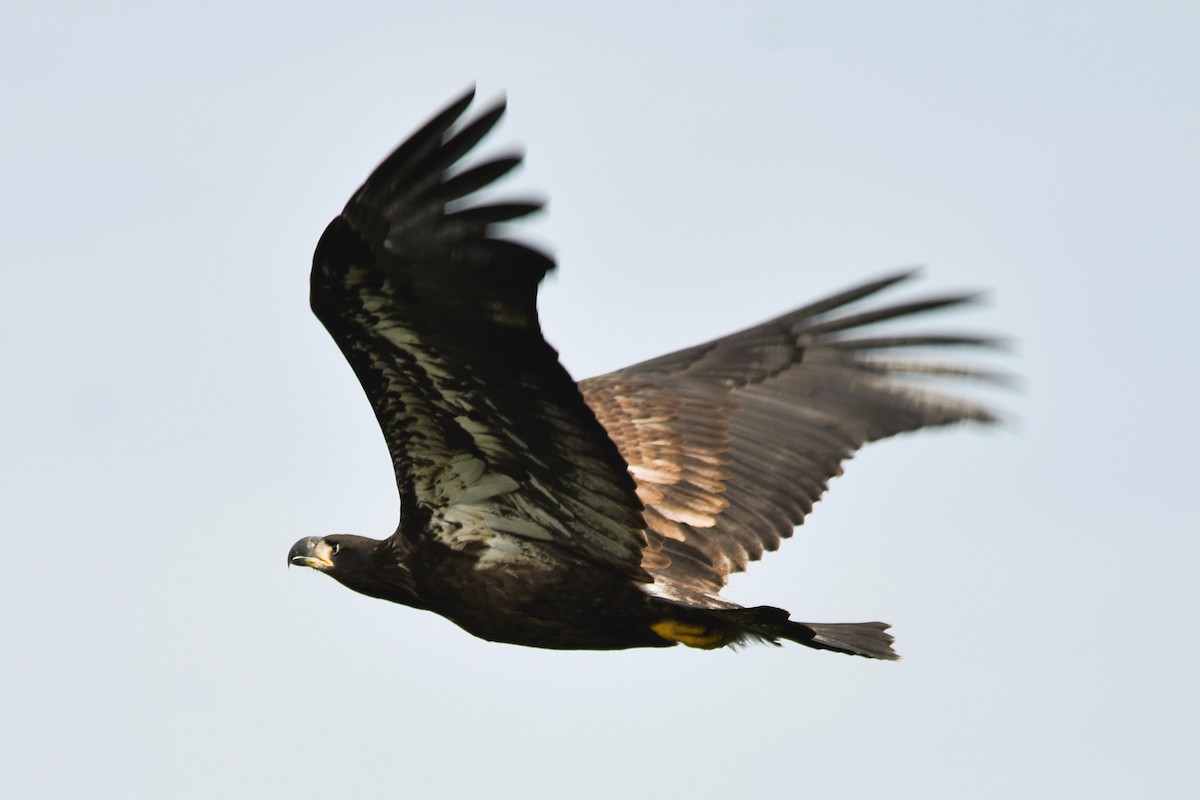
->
[289, 89, 999, 658]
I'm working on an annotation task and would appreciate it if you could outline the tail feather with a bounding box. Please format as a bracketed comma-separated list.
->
[788, 620, 898, 660]
[719, 606, 899, 660]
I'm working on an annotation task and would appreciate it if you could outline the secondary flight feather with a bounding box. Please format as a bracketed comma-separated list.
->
[289, 88, 999, 657]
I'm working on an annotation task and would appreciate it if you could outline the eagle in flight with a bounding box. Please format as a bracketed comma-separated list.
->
[289, 89, 998, 659]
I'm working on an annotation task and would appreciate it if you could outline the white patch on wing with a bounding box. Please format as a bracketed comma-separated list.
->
[450, 470, 520, 506]
[447, 452, 484, 487]
[474, 534, 558, 570]
[455, 413, 524, 463]
[442, 501, 558, 543]
[430, 514, 558, 571]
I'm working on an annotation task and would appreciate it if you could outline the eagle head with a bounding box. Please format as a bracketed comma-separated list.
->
[288, 534, 421, 607]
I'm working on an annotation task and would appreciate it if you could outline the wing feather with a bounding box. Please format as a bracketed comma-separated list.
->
[312, 89, 647, 577]
[579, 270, 1000, 599]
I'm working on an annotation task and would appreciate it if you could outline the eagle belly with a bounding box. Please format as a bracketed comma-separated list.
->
[410, 530, 670, 650]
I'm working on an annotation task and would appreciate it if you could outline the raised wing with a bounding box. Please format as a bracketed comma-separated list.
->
[579, 270, 1000, 600]
[311, 89, 647, 577]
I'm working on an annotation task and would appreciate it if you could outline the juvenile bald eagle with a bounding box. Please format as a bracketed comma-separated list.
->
[289, 89, 999, 658]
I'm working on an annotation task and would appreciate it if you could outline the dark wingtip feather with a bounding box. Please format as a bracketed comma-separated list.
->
[435, 98, 508, 169]
[446, 201, 545, 226]
[355, 87, 479, 201]
[806, 292, 985, 336]
[790, 267, 924, 320]
[828, 333, 1006, 350]
[435, 155, 525, 202]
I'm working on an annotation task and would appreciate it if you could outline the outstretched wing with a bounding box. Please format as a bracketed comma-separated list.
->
[311, 89, 647, 577]
[579, 270, 1000, 600]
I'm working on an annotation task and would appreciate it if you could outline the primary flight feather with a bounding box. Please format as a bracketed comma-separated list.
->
[289, 88, 998, 658]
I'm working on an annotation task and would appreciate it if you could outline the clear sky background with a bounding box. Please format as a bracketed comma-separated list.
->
[3, 2, 1197, 798]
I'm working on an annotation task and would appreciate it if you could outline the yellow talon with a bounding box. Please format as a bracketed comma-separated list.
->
[650, 619, 725, 649]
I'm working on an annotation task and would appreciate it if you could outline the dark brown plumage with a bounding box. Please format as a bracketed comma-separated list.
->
[288, 89, 999, 658]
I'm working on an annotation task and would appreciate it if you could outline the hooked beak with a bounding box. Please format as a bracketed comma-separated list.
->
[288, 536, 335, 570]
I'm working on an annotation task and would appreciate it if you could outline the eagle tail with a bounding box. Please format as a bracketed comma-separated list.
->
[721, 606, 899, 660]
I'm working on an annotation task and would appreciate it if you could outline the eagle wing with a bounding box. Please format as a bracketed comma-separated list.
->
[579, 271, 1000, 601]
[311, 89, 647, 577]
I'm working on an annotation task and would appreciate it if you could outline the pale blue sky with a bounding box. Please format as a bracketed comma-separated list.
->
[3, 2, 1198, 798]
